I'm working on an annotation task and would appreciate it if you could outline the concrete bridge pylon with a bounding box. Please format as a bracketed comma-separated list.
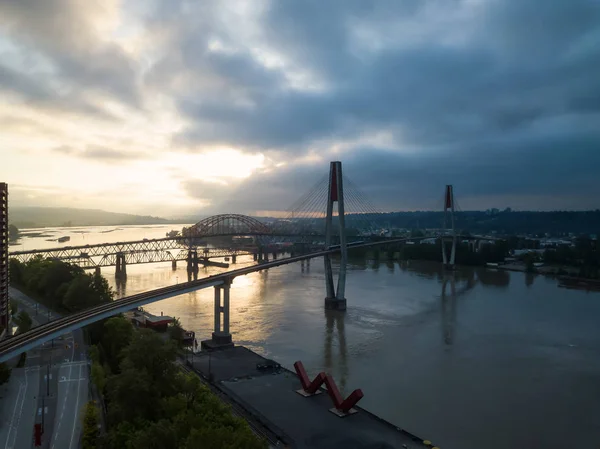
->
[442, 184, 457, 270]
[324, 161, 348, 311]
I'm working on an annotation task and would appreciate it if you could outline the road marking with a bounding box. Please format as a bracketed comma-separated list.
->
[59, 378, 87, 383]
[69, 364, 84, 449]
[51, 334, 76, 449]
[5, 380, 25, 449]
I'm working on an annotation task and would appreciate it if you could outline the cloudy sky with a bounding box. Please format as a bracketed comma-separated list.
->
[1, 0, 599, 217]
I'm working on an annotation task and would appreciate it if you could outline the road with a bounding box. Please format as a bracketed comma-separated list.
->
[0, 288, 88, 449]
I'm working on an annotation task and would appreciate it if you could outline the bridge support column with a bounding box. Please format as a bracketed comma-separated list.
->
[115, 253, 127, 278]
[202, 281, 233, 351]
[232, 254, 237, 264]
[172, 260, 177, 270]
[324, 161, 348, 311]
[95, 266, 101, 276]
[253, 252, 258, 261]
[272, 252, 277, 260]
[263, 252, 269, 262]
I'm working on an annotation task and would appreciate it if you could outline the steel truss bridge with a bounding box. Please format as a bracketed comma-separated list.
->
[8, 236, 258, 269]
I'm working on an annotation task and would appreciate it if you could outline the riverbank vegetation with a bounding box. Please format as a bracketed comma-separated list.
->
[9, 257, 113, 313]
[89, 316, 265, 449]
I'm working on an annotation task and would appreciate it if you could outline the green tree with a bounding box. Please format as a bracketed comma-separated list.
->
[63, 273, 112, 312]
[14, 310, 32, 334]
[0, 362, 11, 385]
[91, 362, 106, 393]
[101, 317, 133, 373]
[39, 261, 83, 304]
[167, 318, 185, 346]
[107, 368, 157, 425]
[8, 224, 19, 241]
[119, 329, 177, 394]
[8, 259, 24, 286]
[128, 420, 178, 449]
[82, 401, 99, 449]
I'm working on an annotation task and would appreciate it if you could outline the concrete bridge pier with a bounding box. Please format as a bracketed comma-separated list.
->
[232, 254, 237, 264]
[253, 252, 258, 261]
[94, 266, 101, 276]
[324, 161, 347, 311]
[171, 260, 177, 270]
[115, 252, 127, 278]
[201, 281, 233, 351]
[187, 250, 200, 272]
[272, 252, 277, 260]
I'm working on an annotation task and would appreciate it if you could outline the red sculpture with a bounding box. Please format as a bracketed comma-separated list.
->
[293, 361, 364, 414]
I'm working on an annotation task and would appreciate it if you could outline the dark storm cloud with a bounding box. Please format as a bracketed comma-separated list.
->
[168, 0, 600, 209]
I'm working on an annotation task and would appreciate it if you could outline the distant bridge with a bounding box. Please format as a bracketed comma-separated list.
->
[8, 237, 256, 270]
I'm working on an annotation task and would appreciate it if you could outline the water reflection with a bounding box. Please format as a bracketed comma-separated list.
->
[323, 309, 348, 393]
[441, 276, 457, 346]
[477, 268, 510, 288]
[440, 271, 478, 346]
[525, 272, 535, 288]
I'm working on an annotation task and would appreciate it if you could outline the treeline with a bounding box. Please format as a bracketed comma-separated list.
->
[376, 210, 600, 236]
[9, 257, 112, 313]
[88, 317, 265, 449]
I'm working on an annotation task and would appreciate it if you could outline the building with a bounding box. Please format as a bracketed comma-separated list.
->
[125, 307, 174, 332]
[0, 183, 9, 330]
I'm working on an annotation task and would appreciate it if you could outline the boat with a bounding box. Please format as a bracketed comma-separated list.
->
[57, 236, 70, 243]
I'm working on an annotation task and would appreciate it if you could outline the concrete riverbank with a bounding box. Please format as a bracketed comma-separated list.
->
[182, 346, 438, 449]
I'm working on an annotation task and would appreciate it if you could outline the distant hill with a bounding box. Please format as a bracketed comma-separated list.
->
[9, 207, 176, 228]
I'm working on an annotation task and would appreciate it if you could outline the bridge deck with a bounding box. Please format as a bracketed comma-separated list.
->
[189, 347, 436, 449]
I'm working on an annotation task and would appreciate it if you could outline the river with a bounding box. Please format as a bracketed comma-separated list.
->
[11, 225, 600, 449]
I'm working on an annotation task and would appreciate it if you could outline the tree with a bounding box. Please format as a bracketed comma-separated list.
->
[101, 317, 133, 373]
[14, 310, 32, 334]
[120, 329, 177, 393]
[8, 224, 19, 241]
[91, 362, 106, 393]
[82, 402, 100, 449]
[8, 259, 24, 286]
[39, 261, 83, 304]
[167, 318, 185, 346]
[63, 273, 112, 312]
[0, 362, 11, 385]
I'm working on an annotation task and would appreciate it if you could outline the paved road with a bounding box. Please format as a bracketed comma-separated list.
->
[2, 288, 88, 449]
[0, 366, 40, 449]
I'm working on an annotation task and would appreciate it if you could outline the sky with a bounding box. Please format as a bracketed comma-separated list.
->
[1, 0, 599, 217]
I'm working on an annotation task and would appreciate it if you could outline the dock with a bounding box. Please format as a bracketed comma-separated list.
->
[184, 346, 438, 449]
